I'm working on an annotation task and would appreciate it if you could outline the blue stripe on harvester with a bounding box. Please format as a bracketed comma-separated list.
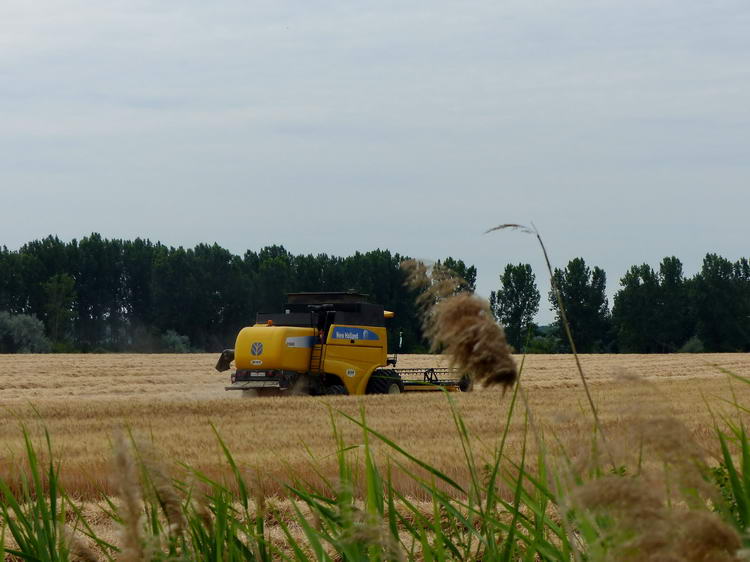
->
[332, 327, 380, 341]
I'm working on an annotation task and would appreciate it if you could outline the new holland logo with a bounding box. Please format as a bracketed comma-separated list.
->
[251, 342, 264, 356]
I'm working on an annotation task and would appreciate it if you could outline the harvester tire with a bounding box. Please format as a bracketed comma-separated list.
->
[386, 382, 401, 394]
[366, 370, 404, 395]
[326, 385, 347, 395]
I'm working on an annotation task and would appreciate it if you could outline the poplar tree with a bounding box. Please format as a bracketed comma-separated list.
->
[490, 263, 540, 351]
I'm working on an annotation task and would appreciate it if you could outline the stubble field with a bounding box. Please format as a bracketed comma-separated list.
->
[1, 353, 749, 501]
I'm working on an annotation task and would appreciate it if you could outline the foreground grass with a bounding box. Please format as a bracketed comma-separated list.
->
[2, 372, 750, 561]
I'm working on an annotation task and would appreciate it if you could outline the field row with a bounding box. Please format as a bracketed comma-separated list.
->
[1, 353, 749, 500]
[2, 353, 747, 402]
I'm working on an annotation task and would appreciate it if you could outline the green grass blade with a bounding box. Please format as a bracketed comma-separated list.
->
[289, 501, 331, 561]
[335, 409, 466, 494]
[286, 485, 341, 526]
[500, 410, 528, 562]
[210, 424, 249, 511]
[272, 511, 312, 561]
[718, 430, 750, 529]
[360, 406, 385, 519]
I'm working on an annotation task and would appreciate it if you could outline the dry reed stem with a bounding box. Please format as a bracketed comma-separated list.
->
[136, 441, 185, 536]
[484, 223, 615, 466]
[113, 432, 145, 562]
[186, 476, 213, 529]
[339, 505, 405, 562]
[191, 496, 213, 529]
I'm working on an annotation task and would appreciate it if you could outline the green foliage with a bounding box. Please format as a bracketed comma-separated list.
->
[51, 340, 79, 353]
[613, 257, 694, 353]
[160, 329, 192, 353]
[1, 235, 464, 353]
[489, 263, 540, 352]
[612, 264, 660, 352]
[0, 311, 52, 352]
[711, 464, 739, 522]
[525, 333, 561, 354]
[0, 427, 113, 561]
[549, 258, 612, 353]
[679, 335, 705, 353]
[657, 256, 694, 350]
[3, 234, 750, 354]
[438, 257, 477, 293]
[692, 254, 750, 352]
[43, 273, 76, 343]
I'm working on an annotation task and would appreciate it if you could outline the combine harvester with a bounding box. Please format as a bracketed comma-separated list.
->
[215, 292, 471, 396]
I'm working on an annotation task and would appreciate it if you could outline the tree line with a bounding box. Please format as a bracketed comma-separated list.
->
[490, 255, 750, 353]
[1, 234, 747, 354]
[0, 234, 475, 353]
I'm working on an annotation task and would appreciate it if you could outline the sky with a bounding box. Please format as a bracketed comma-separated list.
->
[1, 0, 748, 322]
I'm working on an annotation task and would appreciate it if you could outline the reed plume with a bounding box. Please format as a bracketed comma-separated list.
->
[140, 448, 185, 536]
[402, 259, 517, 388]
[567, 377, 739, 562]
[573, 475, 740, 561]
[59, 523, 100, 562]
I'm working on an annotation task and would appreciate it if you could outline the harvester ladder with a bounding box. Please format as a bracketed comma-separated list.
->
[310, 344, 324, 373]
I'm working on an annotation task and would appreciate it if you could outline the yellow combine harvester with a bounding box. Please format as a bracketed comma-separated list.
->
[215, 292, 471, 396]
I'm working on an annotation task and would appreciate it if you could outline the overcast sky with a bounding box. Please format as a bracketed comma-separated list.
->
[1, 1, 748, 322]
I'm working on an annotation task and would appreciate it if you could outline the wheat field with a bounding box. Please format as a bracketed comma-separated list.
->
[1, 353, 749, 502]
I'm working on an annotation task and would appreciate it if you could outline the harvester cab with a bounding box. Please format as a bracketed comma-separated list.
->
[216, 292, 471, 396]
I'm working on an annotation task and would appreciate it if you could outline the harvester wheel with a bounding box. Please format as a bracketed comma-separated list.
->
[386, 382, 401, 395]
[326, 385, 347, 395]
[366, 369, 404, 395]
